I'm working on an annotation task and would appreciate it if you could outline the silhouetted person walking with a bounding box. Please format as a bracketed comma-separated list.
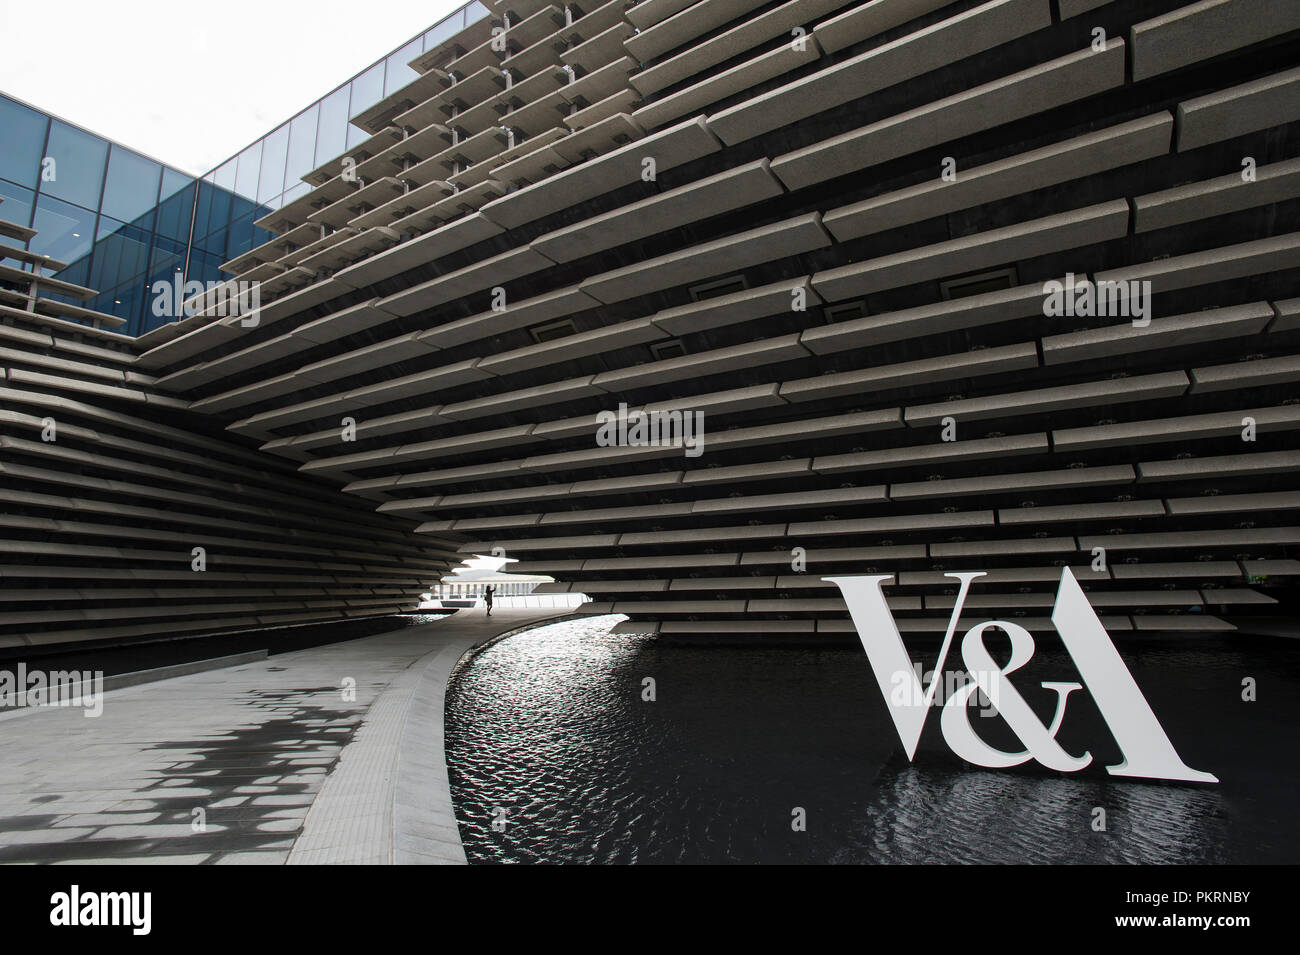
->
[484, 585, 495, 617]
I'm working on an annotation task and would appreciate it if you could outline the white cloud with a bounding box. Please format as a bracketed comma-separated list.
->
[0, 0, 468, 175]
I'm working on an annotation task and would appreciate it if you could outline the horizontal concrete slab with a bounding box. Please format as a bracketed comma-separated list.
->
[771, 39, 1126, 191]
[531, 159, 783, 263]
[1130, 0, 1300, 82]
[581, 212, 830, 303]
[812, 199, 1130, 301]
[1042, 303, 1275, 364]
[478, 116, 721, 229]
[1175, 65, 1300, 151]
[824, 113, 1172, 242]
[710, 0, 1052, 146]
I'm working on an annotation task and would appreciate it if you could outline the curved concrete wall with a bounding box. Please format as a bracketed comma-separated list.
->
[0, 302, 460, 650]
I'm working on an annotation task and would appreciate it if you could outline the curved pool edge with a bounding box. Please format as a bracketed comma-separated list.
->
[287, 608, 579, 866]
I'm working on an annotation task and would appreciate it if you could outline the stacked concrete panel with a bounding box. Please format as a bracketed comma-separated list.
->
[9, 0, 1300, 643]
[0, 208, 462, 650]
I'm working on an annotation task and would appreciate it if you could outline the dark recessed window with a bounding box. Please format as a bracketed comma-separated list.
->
[823, 300, 868, 324]
[688, 274, 748, 302]
[651, 339, 687, 361]
[939, 267, 1017, 301]
[529, 317, 577, 343]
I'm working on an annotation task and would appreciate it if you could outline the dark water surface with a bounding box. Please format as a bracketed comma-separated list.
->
[446, 615, 1300, 864]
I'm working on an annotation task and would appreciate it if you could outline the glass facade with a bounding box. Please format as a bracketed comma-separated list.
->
[0, 1, 488, 337]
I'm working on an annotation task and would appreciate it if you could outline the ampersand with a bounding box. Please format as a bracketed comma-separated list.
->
[940, 621, 1092, 772]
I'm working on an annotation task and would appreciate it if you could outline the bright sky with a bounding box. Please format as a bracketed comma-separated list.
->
[0, 0, 467, 176]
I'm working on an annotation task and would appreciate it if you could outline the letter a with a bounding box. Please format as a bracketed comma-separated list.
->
[1051, 568, 1217, 782]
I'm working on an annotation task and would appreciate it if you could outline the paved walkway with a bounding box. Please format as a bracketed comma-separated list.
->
[0, 608, 566, 864]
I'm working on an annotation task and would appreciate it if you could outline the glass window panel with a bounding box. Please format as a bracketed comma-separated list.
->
[41, 120, 108, 210]
[258, 124, 290, 203]
[48, 256, 89, 292]
[315, 86, 350, 166]
[281, 180, 311, 205]
[385, 39, 423, 96]
[160, 166, 192, 202]
[185, 248, 227, 292]
[91, 275, 146, 336]
[149, 234, 186, 279]
[154, 181, 193, 244]
[228, 191, 263, 232]
[197, 158, 237, 239]
[102, 146, 162, 225]
[90, 214, 152, 294]
[346, 118, 368, 150]
[193, 177, 225, 241]
[225, 211, 256, 261]
[349, 63, 386, 119]
[0, 178, 36, 236]
[214, 157, 237, 192]
[0, 95, 49, 188]
[144, 244, 187, 331]
[190, 223, 227, 258]
[466, 2, 489, 25]
[30, 195, 96, 267]
[285, 105, 319, 187]
[423, 13, 464, 52]
[234, 141, 263, 202]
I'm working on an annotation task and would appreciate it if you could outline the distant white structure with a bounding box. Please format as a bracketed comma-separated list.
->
[420, 555, 588, 610]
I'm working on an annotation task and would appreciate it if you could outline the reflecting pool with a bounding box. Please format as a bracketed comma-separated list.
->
[446, 615, 1300, 864]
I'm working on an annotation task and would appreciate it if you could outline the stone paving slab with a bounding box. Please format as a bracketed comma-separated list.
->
[0, 609, 567, 865]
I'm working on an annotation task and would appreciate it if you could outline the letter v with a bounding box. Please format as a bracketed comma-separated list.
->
[825, 572, 984, 759]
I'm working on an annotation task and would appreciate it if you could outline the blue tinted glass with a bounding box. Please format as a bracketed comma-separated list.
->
[102, 146, 161, 223]
[385, 39, 423, 96]
[144, 241, 187, 330]
[194, 177, 227, 240]
[205, 158, 237, 234]
[190, 227, 226, 258]
[229, 191, 264, 231]
[350, 63, 386, 118]
[225, 211, 256, 261]
[50, 256, 89, 292]
[90, 273, 146, 334]
[258, 124, 290, 203]
[315, 86, 350, 166]
[30, 194, 97, 267]
[42, 121, 108, 209]
[0, 96, 49, 188]
[234, 141, 262, 201]
[285, 106, 319, 187]
[155, 181, 195, 244]
[185, 248, 226, 292]
[90, 214, 152, 293]
[0, 178, 36, 235]
[160, 166, 192, 202]
[466, 2, 488, 25]
[150, 234, 186, 279]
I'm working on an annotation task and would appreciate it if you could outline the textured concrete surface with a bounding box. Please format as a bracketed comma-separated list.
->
[0, 608, 565, 865]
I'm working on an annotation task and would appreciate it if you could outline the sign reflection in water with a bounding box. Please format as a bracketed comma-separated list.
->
[445, 615, 1300, 865]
